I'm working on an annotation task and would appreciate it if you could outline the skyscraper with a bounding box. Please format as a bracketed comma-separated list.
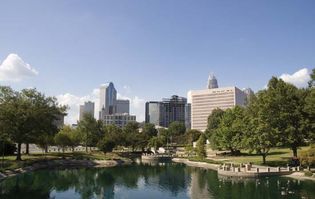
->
[185, 103, 191, 129]
[79, 101, 95, 121]
[99, 82, 117, 116]
[207, 74, 218, 89]
[145, 95, 187, 128]
[145, 101, 161, 126]
[99, 82, 136, 127]
[190, 76, 248, 131]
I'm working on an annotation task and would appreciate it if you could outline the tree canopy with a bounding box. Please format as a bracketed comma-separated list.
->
[0, 86, 66, 160]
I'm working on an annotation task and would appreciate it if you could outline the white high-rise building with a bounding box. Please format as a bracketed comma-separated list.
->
[79, 101, 95, 121]
[190, 75, 247, 131]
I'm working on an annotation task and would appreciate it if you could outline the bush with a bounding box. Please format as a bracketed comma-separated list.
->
[97, 138, 115, 154]
[299, 145, 315, 167]
[304, 171, 313, 177]
[0, 141, 16, 155]
[196, 134, 206, 159]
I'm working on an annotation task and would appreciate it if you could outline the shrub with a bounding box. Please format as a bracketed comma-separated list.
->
[299, 145, 315, 167]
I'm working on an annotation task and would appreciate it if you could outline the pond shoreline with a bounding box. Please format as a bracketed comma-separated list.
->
[0, 158, 132, 182]
[172, 158, 315, 181]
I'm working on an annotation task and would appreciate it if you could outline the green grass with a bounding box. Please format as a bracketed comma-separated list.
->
[0, 151, 127, 172]
[208, 146, 311, 166]
[188, 157, 224, 165]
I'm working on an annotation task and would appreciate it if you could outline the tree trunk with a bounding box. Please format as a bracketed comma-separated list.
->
[45, 145, 48, 153]
[26, 143, 29, 155]
[16, 143, 22, 161]
[292, 145, 298, 157]
[262, 154, 266, 165]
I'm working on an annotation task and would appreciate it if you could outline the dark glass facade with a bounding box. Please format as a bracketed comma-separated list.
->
[145, 95, 187, 128]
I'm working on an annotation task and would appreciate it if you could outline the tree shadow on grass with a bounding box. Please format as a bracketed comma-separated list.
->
[238, 151, 288, 157]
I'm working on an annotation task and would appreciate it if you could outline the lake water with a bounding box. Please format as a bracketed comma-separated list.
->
[0, 162, 314, 199]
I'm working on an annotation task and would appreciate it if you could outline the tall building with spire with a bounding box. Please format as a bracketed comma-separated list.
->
[207, 74, 218, 89]
[99, 82, 117, 115]
[99, 82, 135, 127]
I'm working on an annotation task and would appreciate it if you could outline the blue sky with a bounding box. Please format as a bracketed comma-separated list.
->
[0, 0, 314, 123]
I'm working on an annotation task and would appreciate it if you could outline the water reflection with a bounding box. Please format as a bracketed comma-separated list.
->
[0, 162, 314, 199]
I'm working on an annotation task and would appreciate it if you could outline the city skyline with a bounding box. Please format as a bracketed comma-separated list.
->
[0, 1, 314, 124]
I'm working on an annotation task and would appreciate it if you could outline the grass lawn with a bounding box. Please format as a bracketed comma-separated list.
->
[209, 146, 311, 166]
[0, 151, 126, 172]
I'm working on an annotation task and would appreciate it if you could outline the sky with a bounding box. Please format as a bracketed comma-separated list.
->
[0, 0, 314, 124]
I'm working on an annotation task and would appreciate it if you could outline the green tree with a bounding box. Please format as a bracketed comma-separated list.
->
[122, 122, 140, 151]
[168, 122, 186, 136]
[206, 108, 224, 135]
[212, 106, 246, 154]
[142, 123, 158, 137]
[185, 129, 202, 145]
[205, 108, 225, 149]
[157, 128, 169, 145]
[304, 88, 315, 141]
[266, 77, 309, 157]
[0, 87, 66, 160]
[77, 113, 101, 152]
[299, 144, 315, 167]
[196, 133, 206, 159]
[244, 91, 279, 164]
[54, 130, 72, 153]
[103, 124, 124, 146]
[36, 134, 55, 153]
[97, 138, 115, 154]
[308, 68, 315, 88]
[148, 136, 163, 150]
[168, 122, 186, 145]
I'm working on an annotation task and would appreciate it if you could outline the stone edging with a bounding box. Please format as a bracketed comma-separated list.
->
[172, 158, 315, 180]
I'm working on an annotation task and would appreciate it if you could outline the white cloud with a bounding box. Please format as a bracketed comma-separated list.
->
[58, 88, 146, 124]
[0, 53, 38, 81]
[57, 90, 99, 125]
[279, 68, 311, 88]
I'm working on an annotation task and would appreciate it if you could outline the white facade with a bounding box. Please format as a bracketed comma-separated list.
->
[190, 86, 246, 131]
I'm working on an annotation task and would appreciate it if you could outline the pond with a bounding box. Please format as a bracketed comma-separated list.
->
[0, 162, 314, 199]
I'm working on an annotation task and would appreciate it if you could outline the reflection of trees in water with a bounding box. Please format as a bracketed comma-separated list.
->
[1, 164, 314, 199]
[157, 164, 188, 196]
[203, 172, 315, 199]
[0, 163, 189, 199]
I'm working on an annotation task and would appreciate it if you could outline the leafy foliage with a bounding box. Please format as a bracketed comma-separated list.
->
[0, 86, 66, 160]
[299, 145, 315, 167]
[210, 106, 246, 154]
[196, 133, 206, 159]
